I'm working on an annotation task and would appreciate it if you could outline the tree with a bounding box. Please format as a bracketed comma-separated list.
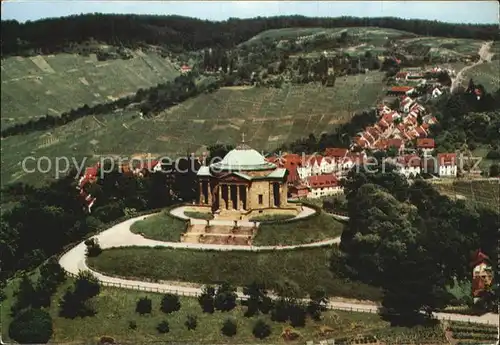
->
[289, 302, 307, 327]
[489, 163, 500, 177]
[252, 319, 272, 339]
[307, 286, 328, 320]
[185, 314, 198, 330]
[198, 285, 215, 313]
[221, 318, 237, 337]
[84, 238, 102, 257]
[9, 308, 53, 344]
[214, 282, 237, 312]
[136, 297, 152, 315]
[74, 270, 100, 300]
[156, 320, 170, 334]
[11, 274, 36, 315]
[160, 293, 181, 314]
[243, 281, 269, 317]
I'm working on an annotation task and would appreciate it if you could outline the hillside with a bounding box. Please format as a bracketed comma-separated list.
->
[462, 60, 500, 92]
[1, 50, 179, 129]
[1, 72, 385, 187]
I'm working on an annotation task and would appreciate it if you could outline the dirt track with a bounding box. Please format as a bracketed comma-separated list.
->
[450, 41, 493, 92]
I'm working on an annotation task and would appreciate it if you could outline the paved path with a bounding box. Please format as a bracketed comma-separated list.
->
[171, 205, 316, 227]
[58, 213, 499, 326]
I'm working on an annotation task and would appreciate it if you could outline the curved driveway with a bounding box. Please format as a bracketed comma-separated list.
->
[58, 212, 499, 326]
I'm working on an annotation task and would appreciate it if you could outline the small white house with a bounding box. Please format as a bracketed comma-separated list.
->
[397, 155, 421, 178]
[306, 174, 343, 198]
[438, 153, 458, 177]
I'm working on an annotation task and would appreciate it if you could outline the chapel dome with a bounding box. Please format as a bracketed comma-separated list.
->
[210, 143, 276, 171]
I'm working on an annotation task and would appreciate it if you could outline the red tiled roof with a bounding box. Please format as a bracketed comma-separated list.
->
[181, 65, 191, 70]
[417, 138, 435, 149]
[390, 86, 414, 93]
[140, 160, 160, 170]
[324, 148, 348, 158]
[387, 139, 403, 149]
[396, 72, 408, 78]
[85, 166, 98, 177]
[437, 153, 457, 166]
[471, 250, 490, 267]
[287, 166, 299, 184]
[416, 126, 427, 137]
[307, 174, 338, 188]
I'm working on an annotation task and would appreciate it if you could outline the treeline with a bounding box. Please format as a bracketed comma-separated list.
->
[0, 73, 222, 138]
[339, 166, 499, 317]
[2, 14, 498, 57]
[0, 153, 205, 283]
[429, 80, 500, 153]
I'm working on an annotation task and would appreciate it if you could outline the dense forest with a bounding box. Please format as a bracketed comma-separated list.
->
[2, 14, 498, 57]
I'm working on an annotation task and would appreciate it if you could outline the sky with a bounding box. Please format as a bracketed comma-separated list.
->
[1, 1, 499, 25]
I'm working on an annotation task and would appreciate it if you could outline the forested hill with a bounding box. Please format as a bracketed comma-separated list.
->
[2, 14, 498, 57]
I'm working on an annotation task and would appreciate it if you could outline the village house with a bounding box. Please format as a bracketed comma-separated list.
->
[396, 154, 421, 178]
[76, 163, 100, 213]
[437, 153, 458, 177]
[417, 138, 435, 156]
[288, 184, 310, 199]
[470, 250, 494, 303]
[387, 86, 415, 96]
[305, 174, 343, 199]
[431, 87, 443, 98]
[180, 65, 192, 74]
[134, 159, 162, 177]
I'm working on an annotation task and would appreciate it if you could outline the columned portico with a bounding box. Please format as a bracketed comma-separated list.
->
[196, 137, 300, 219]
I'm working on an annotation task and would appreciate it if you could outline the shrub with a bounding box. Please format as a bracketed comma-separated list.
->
[160, 293, 181, 314]
[289, 303, 307, 328]
[74, 270, 100, 300]
[85, 238, 103, 257]
[214, 282, 237, 312]
[136, 297, 152, 315]
[221, 318, 237, 337]
[198, 285, 215, 313]
[128, 320, 137, 330]
[252, 319, 272, 339]
[157, 320, 170, 334]
[8, 308, 53, 344]
[185, 314, 198, 330]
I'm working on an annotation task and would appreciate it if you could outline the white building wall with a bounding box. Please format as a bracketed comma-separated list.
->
[307, 186, 344, 199]
[439, 165, 457, 177]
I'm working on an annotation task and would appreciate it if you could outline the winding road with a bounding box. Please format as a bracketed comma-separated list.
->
[58, 210, 499, 326]
[450, 41, 494, 93]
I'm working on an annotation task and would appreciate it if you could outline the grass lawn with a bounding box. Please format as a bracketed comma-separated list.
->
[463, 60, 500, 93]
[253, 211, 344, 246]
[129, 210, 187, 242]
[184, 211, 214, 220]
[1, 274, 446, 344]
[248, 214, 295, 222]
[87, 246, 382, 302]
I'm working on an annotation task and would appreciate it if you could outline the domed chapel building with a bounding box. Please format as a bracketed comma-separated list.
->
[197, 138, 300, 220]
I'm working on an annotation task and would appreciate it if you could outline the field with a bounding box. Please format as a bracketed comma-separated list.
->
[434, 180, 500, 211]
[462, 60, 500, 92]
[398, 37, 484, 58]
[253, 211, 344, 246]
[1, 72, 386, 187]
[130, 210, 187, 242]
[87, 246, 383, 302]
[1, 275, 446, 345]
[0, 51, 179, 129]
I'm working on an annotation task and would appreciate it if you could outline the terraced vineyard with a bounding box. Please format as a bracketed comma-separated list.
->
[1, 72, 386, 186]
[447, 322, 499, 344]
[0, 51, 179, 129]
[435, 180, 500, 211]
